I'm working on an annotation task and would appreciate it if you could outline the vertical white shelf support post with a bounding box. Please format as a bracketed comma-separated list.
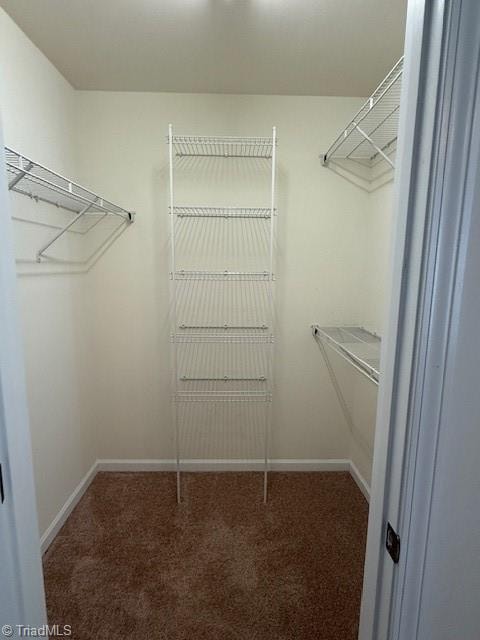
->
[264, 126, 276, 503]
[168, 125, 181, 504]
[168, 125, 277, 503]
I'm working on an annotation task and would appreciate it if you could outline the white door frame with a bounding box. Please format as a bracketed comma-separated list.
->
[0, 117, 46, 624]
[389, 0, 480, 635]
[360, 0, 480, 638]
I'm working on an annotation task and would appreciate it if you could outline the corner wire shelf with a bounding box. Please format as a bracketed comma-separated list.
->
[322, 56, 403, 172]
[169, 135, 276, 158]
[4, 146, 134, 261]
[169, 125, 277, 504]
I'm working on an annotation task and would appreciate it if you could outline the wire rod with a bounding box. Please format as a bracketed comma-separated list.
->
[180, 375, 267, 382]
[36, 199, 97, 262]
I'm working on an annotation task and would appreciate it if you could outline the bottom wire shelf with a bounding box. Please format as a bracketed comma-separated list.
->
[175, 391, 272, 402]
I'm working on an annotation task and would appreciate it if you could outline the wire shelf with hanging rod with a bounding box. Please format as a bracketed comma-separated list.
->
[4, 147, 135, 261]
[322, 56, 403, 179]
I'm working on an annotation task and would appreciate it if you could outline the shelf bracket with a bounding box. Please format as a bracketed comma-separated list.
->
[353, 123, 396, 169]
[8, 161, 34, 190]
[312, 326, 356, 434]
[36, 198, 98, 262]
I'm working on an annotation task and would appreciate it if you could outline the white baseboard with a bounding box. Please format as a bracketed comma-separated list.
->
[40, 461, 97, 554]
[42, 457, 368, 553]
[96, 459, 177, 472]
[349, 460, 371, 502]
[96, 458, 351, 472]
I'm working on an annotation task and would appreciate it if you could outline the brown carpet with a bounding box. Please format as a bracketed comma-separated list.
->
[43, 472, 368, 640]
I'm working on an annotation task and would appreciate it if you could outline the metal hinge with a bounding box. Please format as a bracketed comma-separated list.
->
[386, 522, 400, 563]
[0, 463, 5, 503]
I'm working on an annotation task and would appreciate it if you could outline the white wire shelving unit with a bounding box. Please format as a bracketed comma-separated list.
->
[322, 57, 403, 183]
[168, 125, 277, 503]
[4, 147, 134, 261]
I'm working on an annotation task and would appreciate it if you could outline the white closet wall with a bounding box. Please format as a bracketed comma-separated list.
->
[74, 92, 374, 466]
[0, 9, 97, 536]
[0, 5, 394, 536]
[331, 179, 394, 486]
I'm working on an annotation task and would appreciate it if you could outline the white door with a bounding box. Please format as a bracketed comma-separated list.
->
[0, 448, 20, 624]
[0, 116, 46, 628]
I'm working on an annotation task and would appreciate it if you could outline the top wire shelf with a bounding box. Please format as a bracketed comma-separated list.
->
[322, 57, 403, 168]
[172, 206, 272, 219]
[5, 147, 134, 221]
[169, 135, 276, 159]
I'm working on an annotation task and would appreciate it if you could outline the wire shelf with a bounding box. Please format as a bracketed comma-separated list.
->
[175, 391, 272, 403]
[174, 270, 272, 281]
[173, 334, 273, 344]
[170, 135, 276, 158]
[312, 325, 381, 384]
[172, 206, 272, 219]
[5, 147, 134, 220]
[178, 323, 268, 331]
[180, 375, 267, 382]
[177, 338, 271, 395]
[323, 57, 403, 167]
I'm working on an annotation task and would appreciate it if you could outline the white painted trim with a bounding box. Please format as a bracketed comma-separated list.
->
[388, 4, 480, 638]
[270, 459, 350, 472]
[96, 459, 176, 472]
[40, 461, 97, 554]
[349, 461, 371, 502]
[96, 458, 351, 473]
[359, 2, 448, 638]
[0, 116, 47, 624]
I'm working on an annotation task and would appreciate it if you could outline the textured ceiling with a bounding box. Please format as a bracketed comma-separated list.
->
[0, 0, 407, 96]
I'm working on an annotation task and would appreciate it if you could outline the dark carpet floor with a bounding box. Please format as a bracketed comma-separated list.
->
[43, 472, 368, 640]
